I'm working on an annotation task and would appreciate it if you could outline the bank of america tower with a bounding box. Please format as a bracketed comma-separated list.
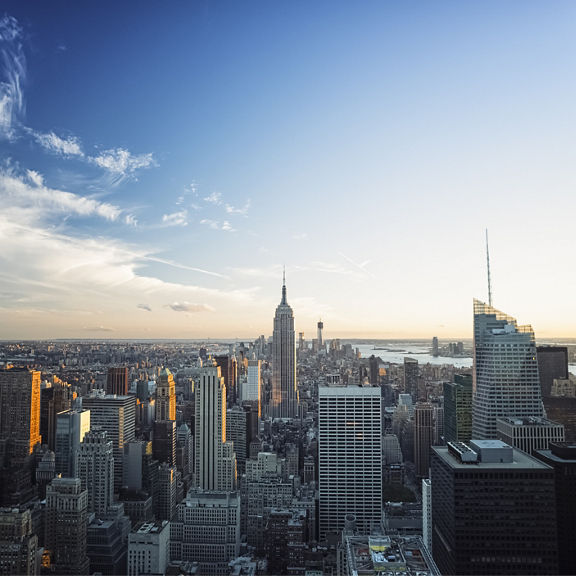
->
[270, 274, 299, 420]
[472, 299, 543, 439]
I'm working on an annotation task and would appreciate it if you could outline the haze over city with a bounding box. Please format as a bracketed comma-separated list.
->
[1, 1, 576, 340]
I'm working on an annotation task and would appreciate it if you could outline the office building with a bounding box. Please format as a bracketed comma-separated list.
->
[170, 490, 240, 573]
[82, 393, 136, 492]
[45, 477, 90, 575]
[537, 346, 568, 398]
[534, 443, 576, 575]
[127, 520, 170, 576]
[153, 419, 176, 467]
[422, 479, 432, 553]
[403, 358, 419, 399]
[106, 367, 129, 396]
[155, 368, 176, 422]
[40, 379, 72, 451]
[226, 405, 247, 475]
[318, 384, 383, 538]
[243, 359, 261, 404]
[443, 375, 472, 443]
[431, 440, 558, 575]
[176, 422, 193, 477]
[0, 368, 41, 465]
[317, 319, 324, 351]
[472, 300, 543, 439]
[496, 416, 565, 454]
[155, 463, 177, 521]
[0, 507, 38, 576]
[76, 429, 114, 515]
[414, 403, 434, 478]
[194, 364, 236, 491]
[214, 355, 238, 406]
[270, 275, 298, 419]
[54, 409, 90, 477]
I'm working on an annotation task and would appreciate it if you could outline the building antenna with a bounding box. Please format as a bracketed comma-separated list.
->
[486, 229, 493, 306]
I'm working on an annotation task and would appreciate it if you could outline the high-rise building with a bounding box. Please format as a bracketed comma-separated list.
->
[243, 359, 261, 404]
[414, 403, 434, 478]
[152, 420, 176, 467]
[443, 375, 473, 443]
[45, 477, 90, 575]
[431, 440, 558, 575]
[214, 355, 238, 406]
[154, 368, 175, 422]
[403, 358, 419, 400]
[76, 429, 114, 516]
[194, 364, 236, 491]
[0, 507, 38, 576]
[432, 337, 439, 357]
[534, 443, 576, 575]
[106, 367, 129, 396]
[127, 520, 170, 576]
[170, 490, 240, 573]
[536, 346, 568, 398]
[0, 368, 41, 465]
[270, 275, 298, 419]
[226, 405, 247, 475]
[422, 478, 432, 553]
[317, 319, 324, 350]
[318, 384, 383, 538]
[472, 300, 543, 440]
[40, 380, 72, 451]
[82, 393, 136, 493]
[54, 409, 91, 477]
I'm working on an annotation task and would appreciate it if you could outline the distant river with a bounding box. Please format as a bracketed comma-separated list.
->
[356, 343, 473, 368]
[356, 343, 576, 375]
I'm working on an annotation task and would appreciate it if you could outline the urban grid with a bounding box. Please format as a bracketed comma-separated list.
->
[1, 3, 575, 576]
[1, 276, 575, 575]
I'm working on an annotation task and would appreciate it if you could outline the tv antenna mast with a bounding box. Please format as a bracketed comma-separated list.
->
[485, 229, 493, 306]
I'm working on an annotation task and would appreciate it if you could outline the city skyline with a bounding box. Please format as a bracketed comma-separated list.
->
[2, 2, 576, 340]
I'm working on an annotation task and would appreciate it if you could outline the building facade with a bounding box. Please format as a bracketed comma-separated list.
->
[318, 384, 383, 538]
[472, 300, 544, 439]
[270, 277, 298, 419]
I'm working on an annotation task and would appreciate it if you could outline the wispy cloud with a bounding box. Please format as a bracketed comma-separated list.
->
[90, 148, 155, 185]
[162, 210, 188, 227]
[200, 218, 236, 232]
[225, 199, 250, 216]
[167, 302, 214, 313]
[0, 168, 122, 224]
[137, 303, 152, 312]
[0, 15, 25, 140]
[203, 192, 222, 205]
[82, 325, 115, 332]
[292, 232, 308, 240]
[33, 131, 84, 156]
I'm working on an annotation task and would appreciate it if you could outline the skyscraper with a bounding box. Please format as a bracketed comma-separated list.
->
[0, 368, 42, 464]
[414, 402, 434, 478]
[536, 346, 569, 397]
[318, 384, 383, 538]
[194, 364, 236, 491]
[154, 368, 176, 422]
[431, 440, 558, 575]
[472, 300, 543, 440]
[106, 367, 129, 396]
[82, 393, 136, 493]
[403, 357, 419, 400]
[76, 429, 114, 516]
[54, 409, 91, 477]
[443, 375, 473, 443]
[45, 477, 90, 575]
[270, 274, 298, 419]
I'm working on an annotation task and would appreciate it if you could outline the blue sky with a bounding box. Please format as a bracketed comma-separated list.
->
[1, 1, 576, 340]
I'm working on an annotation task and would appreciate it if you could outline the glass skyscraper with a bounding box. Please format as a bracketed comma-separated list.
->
[472, 299, 543, 439]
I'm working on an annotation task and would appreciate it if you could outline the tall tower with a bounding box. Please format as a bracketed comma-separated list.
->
[318, 384, 383, 538]
[270, 273, 298, 420]
[45, 477, 90, 575]
[82, 393, 136, 493]
[155, 368, 176, 422]
[194, 364, 236, 491]
[414, 402, 434, 478]
[106, 367, 128, 396]
[0, 368, 42, 464]
[317, 319, 324, 350]
[54, 409, 91, 477]
[472, 300, 544, 439]
[76, 429, 114, 516]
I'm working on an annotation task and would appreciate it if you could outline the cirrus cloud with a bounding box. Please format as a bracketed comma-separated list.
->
[167, 302, 214, 313]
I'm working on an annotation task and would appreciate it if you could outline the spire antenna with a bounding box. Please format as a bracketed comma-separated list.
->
[486, 229, 493, 307]
[281, 266, 287, 305]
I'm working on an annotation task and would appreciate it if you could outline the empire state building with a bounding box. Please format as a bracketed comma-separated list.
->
[270, 274, 298, 420]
